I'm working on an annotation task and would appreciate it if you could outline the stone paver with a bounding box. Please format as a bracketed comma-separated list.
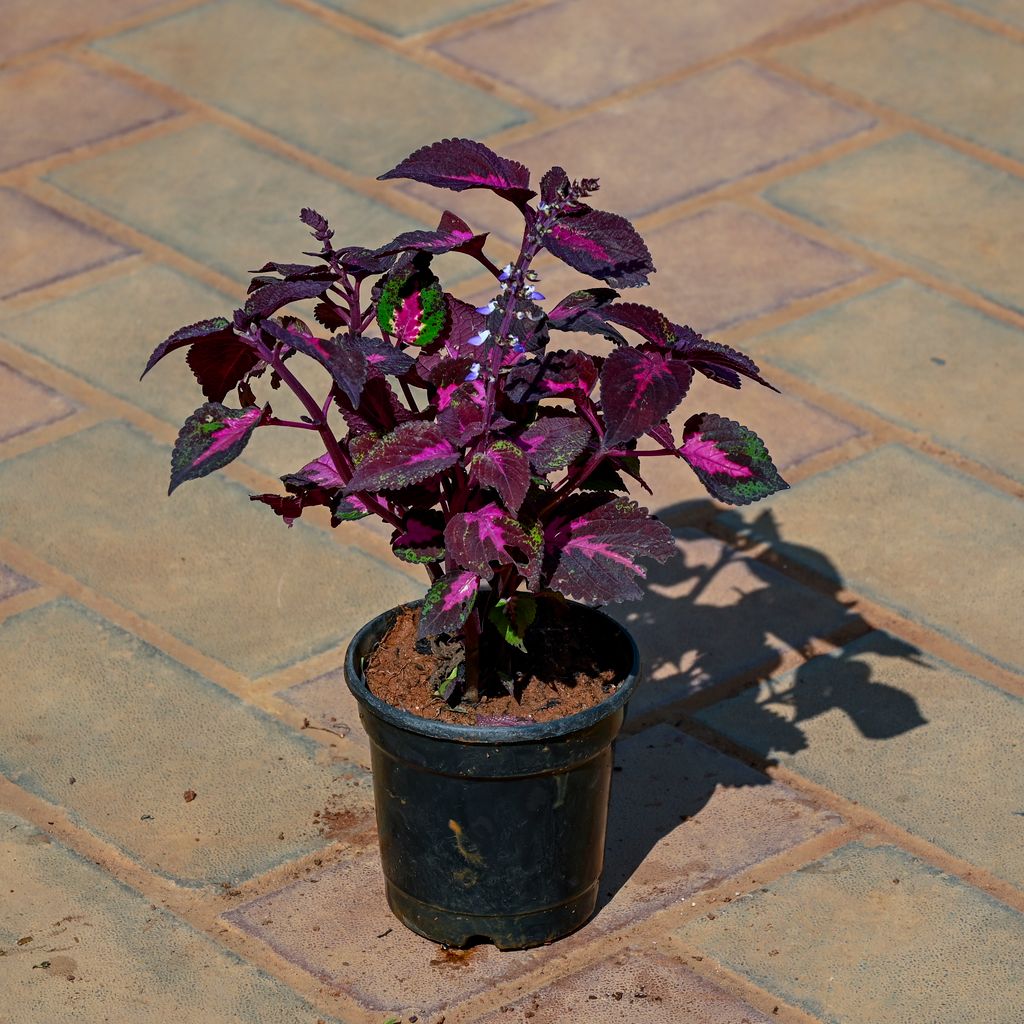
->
[96, 0, 529, 175]
[675, 843, 1024, 1024]
[0, 189, 129, 301]
[699, 632, 1024, 886]
[0, 811, 345, 1024]
[0, 58, 175, 173]
[773, 3, 1024, 162]
[766, 134, 1024, 314]
[473, 949, 774, 1022]
[45, 122, 419, 284]
[613, 529, 853, 715]
[437, 0, 866, 107]
[0, 421, 423, 677]
[0, 599, 374, 885]
[277, 667, 369, 750]
[719, 444, 1024, 672]
[0, 361, 76, 443]
[952, 0, 1024, 30]
[224, 723, 838, 1017]
[746, 279, 1024, 481]
[318, 0, 511, 36]
[0, 563, 36, 604]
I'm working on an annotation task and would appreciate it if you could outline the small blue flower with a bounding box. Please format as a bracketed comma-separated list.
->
[467, 328, 491, 347]
[528, 290, 545, 301]
[498, 264, 513, 282]
[512, 342, 526, 355]
[464, 362, 481, 382]
[475, 300, 497, 315]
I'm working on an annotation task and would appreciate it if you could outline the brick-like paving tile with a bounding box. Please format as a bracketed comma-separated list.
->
[473, 949, 774, 1022]
[951, 0, 1024, 30]
[718, 445, 1024, 672]
[0, 599, 373, 886]
[0, 0, 168, 60]
[746, 279, 1024, 482]
[699, 632, 1024, 887]
[317, 0, 511, 36]
[0, 360, 76, 443]
[0, 188, 129, 300]
[0, 811, 345, 1023]
[0, 421, 423, 677]
[224, 724, 838, 1016]
[765, 134, 1024, 315]
[95, 0, 529, 175]
[675, 843, 1024, 1024]
[773, 3, 1024, 162]
[277, 667, 369, 750]
[612, 529, 853, 716]
[45, 122, 419, 284]
[0, 563, 36, 603]
[436, 0, 866, 107]
[498, 62, 873, 218]
[0, 58, 175, 173]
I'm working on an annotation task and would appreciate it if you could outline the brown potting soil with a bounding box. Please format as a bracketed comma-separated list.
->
[364, 603, 629, 726]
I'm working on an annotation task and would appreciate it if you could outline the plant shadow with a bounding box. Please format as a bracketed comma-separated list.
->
[597, 500, 929, 911]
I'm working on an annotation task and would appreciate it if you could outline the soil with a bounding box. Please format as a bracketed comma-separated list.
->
[364, 603, 630, 726]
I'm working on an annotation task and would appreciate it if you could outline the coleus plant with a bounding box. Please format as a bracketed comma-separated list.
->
[144, 138, 787, 704]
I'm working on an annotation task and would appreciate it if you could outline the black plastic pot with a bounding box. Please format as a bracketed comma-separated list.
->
[344, 599, 640, 951]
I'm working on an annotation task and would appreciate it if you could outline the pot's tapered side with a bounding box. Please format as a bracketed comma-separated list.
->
[344, 600, 640, 950]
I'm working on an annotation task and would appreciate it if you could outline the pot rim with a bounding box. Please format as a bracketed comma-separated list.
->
[344, 598, 641, 745]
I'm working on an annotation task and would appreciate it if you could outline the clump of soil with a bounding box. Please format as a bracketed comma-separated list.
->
[364, 603, 630, 725]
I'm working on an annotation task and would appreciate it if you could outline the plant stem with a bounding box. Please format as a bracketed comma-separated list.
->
[263, 417, 321, 430]
[463, 609, 481, 704]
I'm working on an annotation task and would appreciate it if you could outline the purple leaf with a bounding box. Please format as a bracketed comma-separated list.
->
[346, 421, 459, 492]
[543, 495, 676, 603]
[540, 166, 570, 206]
[518, 415, 591, 472]
[185, 333, 261, 403]
[599, 347, 686, 448]
[379, 138, 535, 206]
[505, 350, 598, 404]
[250, 490, 316, 526]
[543, 208, 654, 288]
[672, 325, 778, 391]
[313, 299, 348, 332]
[300, 207, 333, 244]
[281, 452, 345, 490]
[263, 322, 368, 407]
[169, 403, 264, 494]
[392, 509, 446, 564]
[436, 382, 486, 445]
[243, 277, 333, 319]
[603, 302, 675, 346]
[468, 440, 531, 513]
[142, 317, 235, 379]
[679, 413, 788, 506]
[372, 211, 488, 259]
[351, 335, 415, 377]
[545, 288, 626, 345]
[419, 569, 480, 638]
[648, 420, 676, 450]
[335, 376, 413, 435]
[445, 503, 541, 586]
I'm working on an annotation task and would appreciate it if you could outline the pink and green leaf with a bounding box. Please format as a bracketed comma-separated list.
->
[376, 270, 447, 348]
[599, 347, 686, 447]
[392, 509, 445, 564]
[468, 440, 531, 513]
[518, 415, 591, 473]
[169, 403, 264, 494]
[680, 413, 788, 505]
[346, 421, 459, 492]
[445, 503, 541, 585]
[419, 569, 480, 638]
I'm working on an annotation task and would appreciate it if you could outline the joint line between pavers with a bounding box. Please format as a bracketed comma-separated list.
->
[922, 0, 1024, 42]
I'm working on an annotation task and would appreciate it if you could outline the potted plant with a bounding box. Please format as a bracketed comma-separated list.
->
[143, 138, 788, 950]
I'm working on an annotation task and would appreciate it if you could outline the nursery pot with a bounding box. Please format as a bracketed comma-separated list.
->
[344, 599, 641, 951]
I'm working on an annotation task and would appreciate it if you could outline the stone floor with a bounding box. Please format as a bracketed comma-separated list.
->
[1, 1, 1022, 1021]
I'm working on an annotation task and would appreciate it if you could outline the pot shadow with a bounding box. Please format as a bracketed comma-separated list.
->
[596, 501, 929, 911]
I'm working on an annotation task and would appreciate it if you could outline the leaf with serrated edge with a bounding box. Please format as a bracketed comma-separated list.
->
[264, 321, 368, 407]
[142, 317, 234, 379]
[680, 413, 788, 506]
[346, 421, 458, 492]
[518, 416, 591, 473]
[600, 347, 685, 448]
[488, 594, 537, 652]
[446, 503, 540, 584]
[544, 208, 654, 287]
[169, 403, 263, 494]
[544, 496, 676, 603]
[469, 441, 530, 513]
[185, 334, 261, 402]
[392, 509, 445, 564]
[419, 570, 480, 638]
[672, 325, 777, 391]
[376, 271, 447, 348]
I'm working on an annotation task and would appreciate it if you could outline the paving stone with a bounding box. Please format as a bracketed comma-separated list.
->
[718, 445, 1024, 672]
[0, 0, 167, 60]
[96, 0, 528, 175]
[317, 0, 510, 36]
[699, 632, 1024, 887]
[0, 360, 76, 443]
[746, 279, 1024, 482]
[952, 0, 1024, 30]
[277, 667, 369, 750]
[479, 63, 873, 219]
[675, 842, 1024, 1024]
[0, 57, 175, 173]
[0, 600, 373, 885]
[45, 122, 418, 284]
[0, 421, 423, 677]
[773, 3, 1024, 162]
[224, 724, 838, 1015]
[613, 529, 853, 716]
[0, 563, 36, 603]
[0, 811, 345, 1023]
[0, 188, 129, 300]
[473, 949, 774, 1022]
[436, 0, 866, 107]
[0, 262, 322, 477]
[765, 134, 1024, 315]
